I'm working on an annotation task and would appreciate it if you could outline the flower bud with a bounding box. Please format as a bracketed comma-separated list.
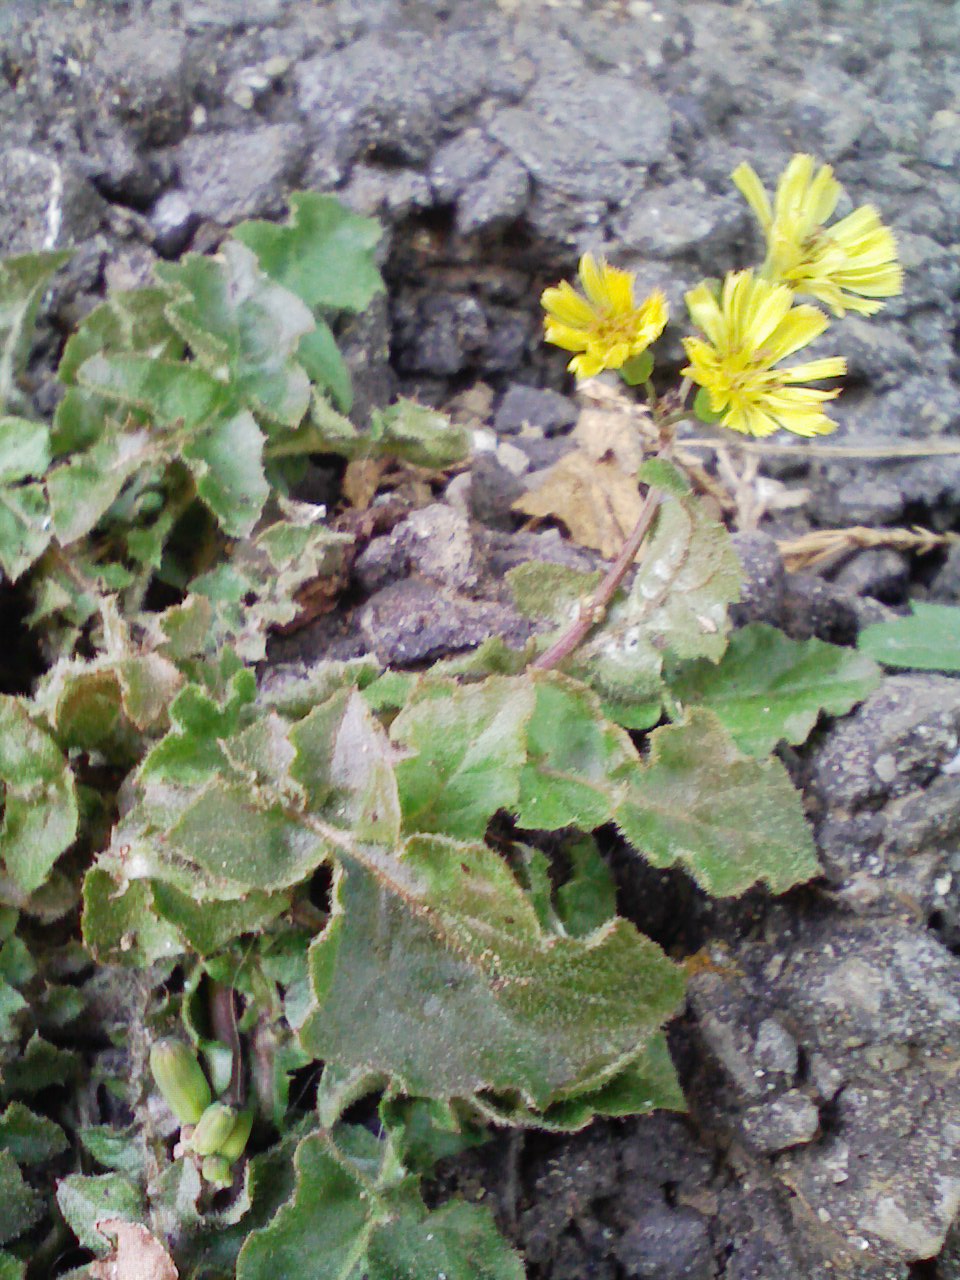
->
[201, 1155, 233, 1188]
[218, 1108, 254, 1162]
[189, 1102, 238, 1157]
[150, 1039, 212, 1126]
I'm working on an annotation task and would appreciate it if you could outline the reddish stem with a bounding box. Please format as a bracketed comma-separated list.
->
[532, 479, 663, 672]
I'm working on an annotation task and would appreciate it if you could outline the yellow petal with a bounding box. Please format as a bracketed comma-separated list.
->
[763, 305, 829, 363]
[731, 162, 772, 230]
[541, 281, 596, 329]
[579, 253, 611, 310]
[684, 284, 725, 348]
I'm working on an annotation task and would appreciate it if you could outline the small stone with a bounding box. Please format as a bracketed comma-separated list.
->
[494, 385, 578, 437]
[150, 191, 198, 258]
[394, 505, 477, 591]
[742, 1090, 820, 1154]
[455, 153, 530, 235]
[753, 1019, 799, 1078]
[614, 1203, 712, 1280]
[175, 124, 304, 223]
[808, 1054, 845, 1102]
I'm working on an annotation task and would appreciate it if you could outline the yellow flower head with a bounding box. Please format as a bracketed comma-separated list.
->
[541, 253, 668, 379]
[681, 270, 847, 438]
[732, 154, 903, 316]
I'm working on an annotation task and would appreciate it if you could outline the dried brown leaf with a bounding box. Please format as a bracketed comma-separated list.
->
[514, 451, 645, 559]
[89, 1221, 178, 1280]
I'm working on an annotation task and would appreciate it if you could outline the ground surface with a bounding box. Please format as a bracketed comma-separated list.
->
[1, 0, 959, 1276]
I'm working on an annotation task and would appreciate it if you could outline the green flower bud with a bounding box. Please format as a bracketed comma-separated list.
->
[189, 1102, 238, 1157]
[218, 1108, 254, 1162]
[201, 1155, 233, 1188]
[150, 1039, 212, 1126]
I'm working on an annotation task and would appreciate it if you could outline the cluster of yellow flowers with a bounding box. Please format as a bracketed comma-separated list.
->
[541, 155, 902, 437]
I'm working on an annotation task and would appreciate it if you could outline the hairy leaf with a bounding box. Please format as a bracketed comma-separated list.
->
[506, 560, 602, 625]
[0, 1150, 41, 1247]
[56, 1173, 144, 1255]
[0, 418, 52, 579]
[390, 677, 534, 840]
[0, 697, 78, 894]
[858, 602, 960, 673]
[0, 1103, 68, 1165]
[615, 709, 819, 896]
[77, 353, 233, 431]
[579, 487, 741, 704]
[234, 191, 383, 316]
[302, 837, 685, 1107]
[517, 673, 637, 831]
[475, 1030, 684, 1132]
[668, 623, 881, 755]
[46, 424, 161, 545]
[57, 287, 183, 387]
[157, 242, 314, 428]
[181, 408, 268, 537]
[290, 689, 401, 846]
[555, 835, 617, 938]
[368, 400, 470, 469]
[237, 1127, 522, 1280]
[0, 251, 70, 414]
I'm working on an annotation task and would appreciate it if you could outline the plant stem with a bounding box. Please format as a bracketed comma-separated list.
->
[210, 982, 244, 1106]
[531, 476, 664, 672]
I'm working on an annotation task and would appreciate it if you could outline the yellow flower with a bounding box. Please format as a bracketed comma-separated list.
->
[681, 270, 847, 438]
[732, 154, 903, 316]
[541, 253, 668, 379]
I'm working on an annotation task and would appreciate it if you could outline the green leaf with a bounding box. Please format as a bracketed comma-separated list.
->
[692, 385, 723, 424]
[1, 1033, 78, 1096]
[577, 486, 741, 703]
[56, 1172, 144, 1255]
[378, 1097, 487, 1174]
[151, 881, 289, 955]
[0, 1150, 42, 1247]
[0, 418, 50, 484]
[0, 251, 70, 414]
[46, 423, 161, 545]
[637, 457, 691, 496]
[369, 1199, 524, 1280]
[555, 835, 617, 938]
[0, 697, 78, 894]
[390, 677, 534, 841]
[81, 870, 183, 965]
[297, 319, 353, 411]
[185, 503, 351, 662]
[182, 408, 268, 537]
[615, 708, 819, 896]
[0, 1251, 25, 1279]
[77, 353, 234, 432]
[0, 480, 51, 580]
[0, 1103, 68, 1165]
[233, 191, 383, 315]
[669, 623, 881, 755]
[290, 689, 401, 846]
[157, 242, 314, 428]
[858, 602, 960, 673]
[0, 419, 52, 578]
[97, 682, 333, 902]
[367, 400, 469, 470]
[57, 287, 183, 386]
[78, 1124, 146, 1178]
[237, 1128, 522, 1280]
[302, 837, 685, 1108]
[476, 1030, 684, 1132]
[506, 561, 602, 624]
[619, 349, 654, 386]
[516, 673, 637, 831]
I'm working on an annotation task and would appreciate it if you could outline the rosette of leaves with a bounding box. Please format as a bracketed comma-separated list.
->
[0, 195, 410, 659]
